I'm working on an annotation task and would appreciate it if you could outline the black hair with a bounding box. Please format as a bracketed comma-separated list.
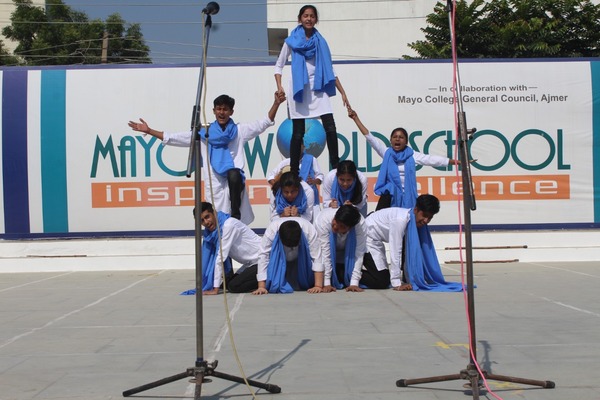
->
[298, 5, 318, 22]
[335, 160, 363, 206]
[213, 95, 235, 110]
[415, 194, 440, 215]
[279, 220, 302, 247]
[390, 127, 408, 141]
[201, 201, 214, 214]
[271, 171, 302, 196]
[334, 204, 361, 228]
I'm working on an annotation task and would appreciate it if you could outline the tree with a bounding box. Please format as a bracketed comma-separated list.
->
[2, 0, 151, 65]
[0, 40, 21, 66]
[406, 0, 600, 58]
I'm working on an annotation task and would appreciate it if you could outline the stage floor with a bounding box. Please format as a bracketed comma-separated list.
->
[1, 261, 598, 399]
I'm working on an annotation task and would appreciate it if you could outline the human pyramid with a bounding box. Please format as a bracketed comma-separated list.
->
[128, 5, 465, 296]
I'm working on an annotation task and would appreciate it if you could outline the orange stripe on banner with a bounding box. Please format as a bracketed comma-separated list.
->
[91, 179, 271, 208]
[413, 174, 570, 200]
[91, 175, 569, 208]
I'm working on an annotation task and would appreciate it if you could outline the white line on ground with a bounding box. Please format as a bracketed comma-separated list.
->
[0, 270, 166, 350]
[0, 271, 75, 293]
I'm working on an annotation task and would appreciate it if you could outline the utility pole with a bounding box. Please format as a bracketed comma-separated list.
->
[101, 31, 108, 63]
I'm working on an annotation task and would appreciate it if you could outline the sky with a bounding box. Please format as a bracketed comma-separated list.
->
[63, 0, 277, 65]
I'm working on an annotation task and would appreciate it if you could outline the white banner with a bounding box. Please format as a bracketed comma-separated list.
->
[1, 60, 598, 237]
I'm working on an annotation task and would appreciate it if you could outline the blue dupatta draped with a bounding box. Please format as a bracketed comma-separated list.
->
[299, 153, 320, 205]
[374, 147, 418, 208]
[275, 186, 308, 216]
[404, 210, 464, 292]
[329, 229, 357, 289]
[285, 25, 336, 103]
[331, 178, 356, 206]
[266, 232, 313, 293]
[204, 120, 244, 181]
[201, 212, 233, 292]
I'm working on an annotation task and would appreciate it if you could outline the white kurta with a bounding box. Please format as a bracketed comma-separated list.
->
[256, 217, 323, 283]
[269, 181, 315, 223]
[364, 134, 450, 188]
[321, 169, 368, 211]
[163, 116, 274, 225]
[314, 208, 367, 287]
[275, 42, 335, 119]
[365, 207, 411, 288]
[208, 217, 262, 289]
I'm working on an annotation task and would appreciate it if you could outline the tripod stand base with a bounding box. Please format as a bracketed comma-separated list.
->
[397, 364, 554, 399]
[123, 360, 281, 398]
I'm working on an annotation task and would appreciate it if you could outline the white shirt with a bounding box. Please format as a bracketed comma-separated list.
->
[365, 208, 411, 288]
[364, 133, 450, 187]
[163, 116, 274, 171]
[314, 208, 367, 287]
[162, 116, 274, 224]
[269, 181, 315, 223]
[321, 169, 368, 211]
[274, 42, 336, 119]
[257, 217, 323, 283]
[207, 217, 262, 289]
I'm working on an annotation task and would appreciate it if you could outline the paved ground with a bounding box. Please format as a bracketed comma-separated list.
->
[1, 261, 599, 400]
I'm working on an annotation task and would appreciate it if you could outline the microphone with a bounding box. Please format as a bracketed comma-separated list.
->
[202, 2, 220, 15]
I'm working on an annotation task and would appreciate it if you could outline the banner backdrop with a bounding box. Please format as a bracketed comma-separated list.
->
[1, 60, 599, 238]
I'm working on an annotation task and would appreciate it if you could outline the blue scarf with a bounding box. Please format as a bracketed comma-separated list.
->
[404, 210, 464, 292]
[266, 232, 313, 293]
[275, 186, 308, 216]
[299, 153, 320, 205]
[374, 147, 418, 209]
[285, 25, 336, 103]
[204, 119, 241, 178]
[329, 229, 357, 289]
[201, 212, 233, 292]
[331, 177, 356, 206]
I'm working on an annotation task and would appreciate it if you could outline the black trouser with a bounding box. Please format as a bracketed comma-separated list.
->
[290, 114, 339, 175]
[335, 262, 347, 288]
[227, 169, 244, 220]
[375, 192, 392, 211]
[226, 264, 258, 293]
[360, 252, 391, 289]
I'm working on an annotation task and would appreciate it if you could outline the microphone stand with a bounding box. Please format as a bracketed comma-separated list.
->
[395, 1, 555, 398]
[123, 3, 281, 398]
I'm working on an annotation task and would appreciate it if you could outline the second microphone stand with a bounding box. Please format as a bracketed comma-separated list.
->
[395, 1, 555, 398]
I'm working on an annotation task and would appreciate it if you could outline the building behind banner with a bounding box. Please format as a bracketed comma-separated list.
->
[1, 59, 600, 242]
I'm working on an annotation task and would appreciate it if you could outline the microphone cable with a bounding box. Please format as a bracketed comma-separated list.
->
[448, 1, 502, 398]
[199, 11, 260, 400]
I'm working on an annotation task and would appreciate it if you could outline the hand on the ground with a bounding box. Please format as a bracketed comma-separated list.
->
[202, 288, 219, 295]
[252, 287, 268, 295]
[393, 283, 413, 291]
[307, 286, 323, 294]
[345, 285, 364, 292]
[322, 285, 337, 293]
